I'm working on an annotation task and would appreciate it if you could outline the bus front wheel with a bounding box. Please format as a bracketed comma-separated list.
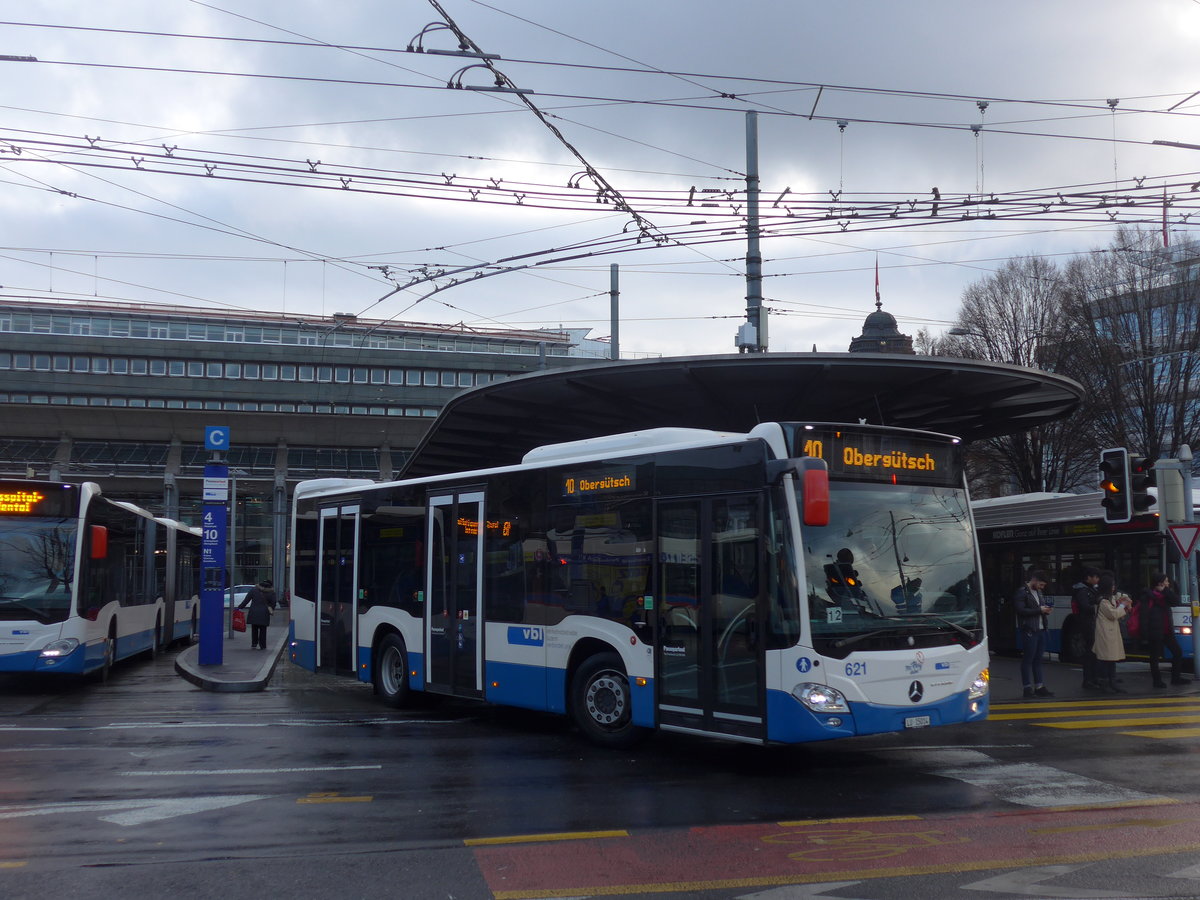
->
[373, 634, 411, 708]
[570, 652, 647, 749]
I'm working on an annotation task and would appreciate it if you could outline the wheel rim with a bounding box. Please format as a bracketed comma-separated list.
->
[585, 670, 628, 728]
[381, 646, 404, 695]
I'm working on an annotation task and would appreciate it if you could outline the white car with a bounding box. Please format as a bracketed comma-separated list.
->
[224, 584, 255, 609]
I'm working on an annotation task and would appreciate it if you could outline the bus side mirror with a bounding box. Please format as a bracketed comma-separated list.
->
[90, 525, 108, 560]
[766, 458, 830, 526]
[800, 459, 830, 527]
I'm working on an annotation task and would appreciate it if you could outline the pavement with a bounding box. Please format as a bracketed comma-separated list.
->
[174, 616, 289, 692]
[987, 650, 1196, 701]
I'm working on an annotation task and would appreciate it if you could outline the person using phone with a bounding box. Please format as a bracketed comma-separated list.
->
[1013, 569, 1054, 699]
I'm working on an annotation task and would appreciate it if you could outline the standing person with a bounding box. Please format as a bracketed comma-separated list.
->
[891, 577, 923, 614]
[238, 579, 277, 650]
[1071, 567, 1102, 691]
[1093, 573, 1130, 693]
[1013, 569, 1054, 698]
[1140, 573, 1191, 688]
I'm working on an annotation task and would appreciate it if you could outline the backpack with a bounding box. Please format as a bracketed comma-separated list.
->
[1126, 601, 1142, 640]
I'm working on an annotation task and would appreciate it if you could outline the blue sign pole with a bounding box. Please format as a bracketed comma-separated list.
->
[199, 426, 230, 667]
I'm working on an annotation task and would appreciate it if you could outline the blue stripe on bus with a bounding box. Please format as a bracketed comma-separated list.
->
[765, 688, 989, 743]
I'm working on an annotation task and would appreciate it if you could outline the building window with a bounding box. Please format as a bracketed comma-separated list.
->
[223, 401, 239, 410]
[371, 368, 386, 385]
[299, 365, 314, 382]
[458, 372, 472, 387]
[388, 369, 404, 385]
[280, 364, 297, 381]
[317, 366, 332, 382]
[146, 399, 162, 408]
[406, 370, 420, 385]
[225, 363, 241, 378]
[167, 399, 183, 409]
[243, 402, 259, 412]
[0, 352, 10, 369]
[207, 362, 222, 378]
[131, 359, 148, 375]
[110, 398, 127, 407]
[111, 358, 128, 374]
[88, 397, 106, 406]
[185, 400, 203, 409]
[13, 353, 30, 369]
[423, 370, 438, 386]
[92, 358, 109, 374]
[73, 356, 89, 373]
[335, 367, 350, 384]
[33, 354, 50, 371]
[280, 403, 295, 413]
[244, 363, 260, 379]
[262, 364, 279, 381]
[187, 362, 203, 378]
[261, 402, 277, 412]
[169, 360, 185, 376]
[204, 401, 220, 410]
[298, 403, 314, 413]
[352, 368, 368, 384]
[441, 371, 456, 387]
[150, 359, 166, 376]
[53, 355, 70, 372]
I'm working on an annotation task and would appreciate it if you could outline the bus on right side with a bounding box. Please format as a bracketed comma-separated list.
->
[973, 491, 1194, 666]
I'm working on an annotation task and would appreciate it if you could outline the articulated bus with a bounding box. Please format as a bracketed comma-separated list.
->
[973, 491, 1194, 664]
[0, 480, 201, 679]
[289, 423, 989, 747]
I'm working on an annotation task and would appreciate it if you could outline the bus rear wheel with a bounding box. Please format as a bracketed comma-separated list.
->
[571, 652, 647, 749]
[373, 634, 411, 708]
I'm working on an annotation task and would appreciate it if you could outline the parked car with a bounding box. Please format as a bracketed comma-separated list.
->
[224, 584, 254, 608]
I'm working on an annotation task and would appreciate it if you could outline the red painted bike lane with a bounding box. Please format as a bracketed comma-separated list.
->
[474, 801, 1200, 899]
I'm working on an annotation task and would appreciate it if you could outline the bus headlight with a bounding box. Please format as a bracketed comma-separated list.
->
[968, 668, 990, 700]
[792, 682, 849, 713]
[40, 638, 80, 659]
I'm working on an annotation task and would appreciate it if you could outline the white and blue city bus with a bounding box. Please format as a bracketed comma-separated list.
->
[288, 422, 989, 746]
[0, 480, 201, 679]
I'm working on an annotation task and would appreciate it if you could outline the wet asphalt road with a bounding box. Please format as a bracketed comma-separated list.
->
[2, 647, 1200, 899]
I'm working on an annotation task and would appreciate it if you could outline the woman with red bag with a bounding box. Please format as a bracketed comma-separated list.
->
[238, 580, 277, 650]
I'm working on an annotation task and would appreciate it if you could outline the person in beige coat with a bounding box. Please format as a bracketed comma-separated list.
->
[1093, 573, 1131, 693]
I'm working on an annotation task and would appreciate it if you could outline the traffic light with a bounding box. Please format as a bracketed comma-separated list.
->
[1099, 447, 1131, 523]
[1128, 453, 1156, 515]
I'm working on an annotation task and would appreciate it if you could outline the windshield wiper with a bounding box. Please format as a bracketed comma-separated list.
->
[833, 626, 908, 649]
[895, 612, 976, 640]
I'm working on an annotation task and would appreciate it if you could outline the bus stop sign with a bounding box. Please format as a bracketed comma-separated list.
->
[1168, 523, 1200, 559]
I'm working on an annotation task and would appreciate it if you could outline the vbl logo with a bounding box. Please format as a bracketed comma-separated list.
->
[508, 625, 545, 646]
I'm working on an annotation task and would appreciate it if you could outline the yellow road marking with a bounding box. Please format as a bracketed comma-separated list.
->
[1121, 726, 1200, 738]
[1039, 714, 1200, 728]
[991, 697, 1200, 713]
[777, 814, 922, 826]
[466, 829, 628, 846]
[1031, 818, 1188, 834]
[0, 861, 27, 869]
[991, 707, 1200, 721]
[296, 792, 372, 804]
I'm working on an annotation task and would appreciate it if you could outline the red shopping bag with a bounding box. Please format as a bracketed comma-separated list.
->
[232, 608, 246, 632]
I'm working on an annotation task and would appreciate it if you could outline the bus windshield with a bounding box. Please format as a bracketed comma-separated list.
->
[803, 482, 981, 655]
[0, 519, 77, 624]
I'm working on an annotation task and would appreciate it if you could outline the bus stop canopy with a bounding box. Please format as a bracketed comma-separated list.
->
[401, 352, 1083, 479]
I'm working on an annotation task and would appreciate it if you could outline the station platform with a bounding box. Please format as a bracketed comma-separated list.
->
[174, 618, 289, 692]
[987, 650, 1195, 701]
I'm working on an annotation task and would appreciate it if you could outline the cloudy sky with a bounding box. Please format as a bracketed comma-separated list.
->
[2, 1, 1198, 356]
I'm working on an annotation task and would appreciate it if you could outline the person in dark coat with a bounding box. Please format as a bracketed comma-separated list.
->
[238, 579, 277, 650]
[1013, 569, 1054, 699]
[1070, 567, 1102, 691]
[1139, 573, 1191, 688]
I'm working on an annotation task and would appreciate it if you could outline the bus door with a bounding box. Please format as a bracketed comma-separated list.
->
[317, 504, 359, 676]
[424, 490, 484, 698]
[656, 494, 765, 742]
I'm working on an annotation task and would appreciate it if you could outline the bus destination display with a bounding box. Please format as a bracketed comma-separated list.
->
[0, 481, 80, 517]
[561, 467, 637, 498]
[788, 426, 960, 486]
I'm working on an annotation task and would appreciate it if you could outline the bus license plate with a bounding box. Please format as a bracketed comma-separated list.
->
[904, 715, 931, 729]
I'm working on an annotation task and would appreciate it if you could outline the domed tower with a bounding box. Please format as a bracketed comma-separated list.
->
[848, 298, 915, 354]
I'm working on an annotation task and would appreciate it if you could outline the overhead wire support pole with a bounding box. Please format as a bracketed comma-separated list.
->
[745, 111, 766, 352]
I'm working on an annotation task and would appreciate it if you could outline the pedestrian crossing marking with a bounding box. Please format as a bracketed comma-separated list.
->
[990, 703, 1200, 721]
[1041, 714, 1200, 729]
[1120, 727, 1200, 739]
[991, 697, 1199, 712]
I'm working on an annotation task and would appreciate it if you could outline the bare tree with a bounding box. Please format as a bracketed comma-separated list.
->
[945, 256, 1098, 495]
[1060, 227, 1200, 460]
